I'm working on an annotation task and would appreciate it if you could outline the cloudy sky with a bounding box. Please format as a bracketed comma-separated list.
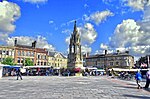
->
[0, 0, 150, 60]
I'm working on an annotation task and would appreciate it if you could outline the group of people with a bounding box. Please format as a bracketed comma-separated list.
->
[135, 70, 150, 89]
[13, 67, 150, 89]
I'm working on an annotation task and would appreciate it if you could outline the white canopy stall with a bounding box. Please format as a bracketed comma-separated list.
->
[0, 64, 10, 78]
[110, 68, 149, 72]
[0, 65, 2, 78]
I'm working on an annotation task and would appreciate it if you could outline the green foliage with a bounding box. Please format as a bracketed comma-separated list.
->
[2, 57, 15, 65]
[23, 58, 34, 66]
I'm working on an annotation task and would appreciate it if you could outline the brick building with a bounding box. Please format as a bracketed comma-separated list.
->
[0, 38, 48, 66]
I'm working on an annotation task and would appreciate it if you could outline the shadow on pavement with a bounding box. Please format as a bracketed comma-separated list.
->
[114, 85, 150, 92]
[123, 94, 150, 99]
[143, 88, 150, 92]
[113, 85, 136, 89]
[8, 78, 18, 81]
[127, 83, 137, 86]
[122, 86, 137, 89]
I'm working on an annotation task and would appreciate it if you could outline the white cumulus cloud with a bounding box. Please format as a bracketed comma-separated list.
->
[65, 36, 70, 44]
[139, 7, 150, 32]
[6, 36, 55, 51]
[85, 10, 114, 25]
[0, 1, 20, 42]
[110, 19, 143, 48]
[123, 0, 150, 11]
[100, 43, 109, 50]
[99, 19, 150, 58]
[78, 23, 97, 44]
[96, 0, 150, 59]
[82, 45, 92, 53]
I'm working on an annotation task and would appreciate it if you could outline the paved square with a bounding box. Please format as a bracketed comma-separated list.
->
[0, 76, 149, 99]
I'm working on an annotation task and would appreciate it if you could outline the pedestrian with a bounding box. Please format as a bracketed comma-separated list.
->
[135, 70, 142, 89]
[16, 68, 23, 80]
[144, 70, 150, 88]
[67, 69, 70, 77]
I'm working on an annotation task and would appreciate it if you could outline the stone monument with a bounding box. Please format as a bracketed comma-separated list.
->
[67, 21, 83, 75]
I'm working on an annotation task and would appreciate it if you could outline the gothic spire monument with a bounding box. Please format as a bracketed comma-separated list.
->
[67, 21, 83, 72]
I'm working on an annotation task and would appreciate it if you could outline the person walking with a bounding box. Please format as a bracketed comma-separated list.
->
[144, 70, 150, 88]
[16, 68, 23, 80]
[67, 70, 70, 77]
[135, 70, 142, 89]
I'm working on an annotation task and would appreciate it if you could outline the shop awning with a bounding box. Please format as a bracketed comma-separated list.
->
[3, 65, 21, 69]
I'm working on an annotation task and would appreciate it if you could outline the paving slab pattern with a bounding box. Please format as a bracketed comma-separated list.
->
[0, 76, 149, 99]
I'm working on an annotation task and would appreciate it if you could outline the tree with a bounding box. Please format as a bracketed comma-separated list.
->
[23, 58, 34, 66]
[2, 57, 15, 65]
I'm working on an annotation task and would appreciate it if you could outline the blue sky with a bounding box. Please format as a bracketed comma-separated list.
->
[0, 0, 150, 59]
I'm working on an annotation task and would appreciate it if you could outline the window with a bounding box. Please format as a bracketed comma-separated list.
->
[29, 52, 31, 56]
[31, 52, 34, 56]
[18, 51, 21, 56]
[26, 51, 28, 56]
[21, 58, 23, 63]
[22, 51, 24, 56]
[44, 62, 46, 66]
[18, 58, 20, 63]
[6, 51, 9, 55]
[42, 55, 45, 59]
[24, 52, 26, 56]
[116, 62, 119, 65]
[41, 62, 43, 65]
[3, 50, 5, 54]
[38, 55, 40, 59]
[110, 62, 114, 66]
[37, 61, 39, 65]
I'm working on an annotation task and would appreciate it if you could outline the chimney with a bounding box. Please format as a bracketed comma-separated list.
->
[105, 50, 107, 55]
[14, 38, 17, 46]
[125, 51, 129, 54]
[117, 50, 119, 54]
[32, 41, 36, 48]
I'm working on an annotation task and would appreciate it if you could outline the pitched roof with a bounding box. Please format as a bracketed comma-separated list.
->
[48, 51, 67, 59]
[48, 51, 56, 57]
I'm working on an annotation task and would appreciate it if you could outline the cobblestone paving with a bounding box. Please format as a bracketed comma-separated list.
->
[0, 76, 149, 99]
